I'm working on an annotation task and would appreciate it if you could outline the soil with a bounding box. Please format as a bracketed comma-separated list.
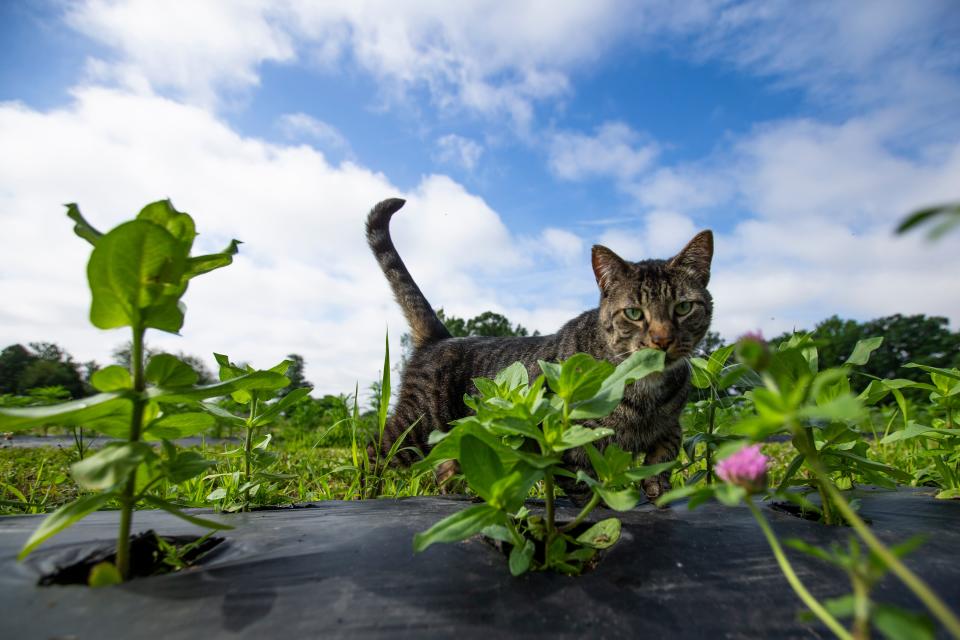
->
[35, 530, 225, 586]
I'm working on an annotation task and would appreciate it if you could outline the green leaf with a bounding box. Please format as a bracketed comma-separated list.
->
[459, 434, 504, 501]
[873, 604, 935, 640]
[136, 199, 196, 248]
[379, 333, 391, 432]
[90, 365, 133, 392]
[143, 412, 216, 440]
[596, 486, 641, 511]
[18, 492, 114, 559]
[494, 362, 529, 390]
[66, 203, 103, 245]
[713, 483, 746, 506]
[880, 422, 935, 444]
[185, 239, 241, 278]
[904, 363, 960, 381]
[799, 395, 865, 423]
[555, 353, 614, 404]
[88, 561, 123, 587]
[623, 461, 677, 482]
[844, 336, 883, 366]
[162, 449, 215, 483]
[87, 220, 188, 332]
[569, 349, 665, 419]
[71, 442, 153, 491]
[489, 465, 542, 512]
[554, 425, 615, 451]
[689, 358, 713, 389]
[146, 354, 199, 387]
[784, 538, 836, 565]
[149, 370, 288, 403]
[576, 517, 621, 549]
[656, 484, 713, 508]
[509, 539, 535, 576]
[413, 504, 504, 552]
[0, 392, 129, 432]
[142, 495, 234, 529]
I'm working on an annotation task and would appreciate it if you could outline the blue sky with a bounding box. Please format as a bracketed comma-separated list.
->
[1, 1, 959, 395]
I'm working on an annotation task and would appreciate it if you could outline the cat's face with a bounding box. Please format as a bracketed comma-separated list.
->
[592, 231, 713, 363]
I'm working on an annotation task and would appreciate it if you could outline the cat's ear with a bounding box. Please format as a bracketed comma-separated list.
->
[592, 245, 631, 293]
[668, 230, 713, 286]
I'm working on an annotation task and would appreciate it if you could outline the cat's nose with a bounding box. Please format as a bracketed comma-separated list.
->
[650, 331, 673, 350]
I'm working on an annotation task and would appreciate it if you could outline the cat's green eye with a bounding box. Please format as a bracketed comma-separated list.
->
[674, 301, 694, 316]
[624, 307, 643, 321]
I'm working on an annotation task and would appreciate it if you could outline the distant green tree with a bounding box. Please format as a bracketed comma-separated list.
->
[0, 342, 85, 397]
[280, 353, 311, 396]
[399, 309, 537, 369]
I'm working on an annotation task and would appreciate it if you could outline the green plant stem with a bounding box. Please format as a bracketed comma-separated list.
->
[745, 498, 853, 640]
[809, 456, 960, 639]
[242, 399, 257, 511]
[799, 429, 835, 526]
[544, 472, 556, 536]
[116, 326, 146, 580]
[706, 399, 716, 483]
[852, 576, 871, 640]
[559, 492, 600, 533]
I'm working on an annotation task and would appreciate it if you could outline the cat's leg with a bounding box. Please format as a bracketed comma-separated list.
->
[640, 420, 681, 503]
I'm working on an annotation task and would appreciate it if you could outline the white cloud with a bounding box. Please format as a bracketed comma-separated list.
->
[548, 121, 658, 183]
[0, 88, 575, 395]
[277, 112, 350, 154]
[434, 134, 483, 171]
[67, 0, 295, 108]
[537, 228, 584, 266]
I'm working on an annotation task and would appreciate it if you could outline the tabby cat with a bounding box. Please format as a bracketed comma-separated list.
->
[366, 198, 713, 500]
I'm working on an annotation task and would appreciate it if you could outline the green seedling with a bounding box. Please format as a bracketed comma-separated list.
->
[0, 200, 285, 580]
[201, 354, 312, 511]
[413, 350, 671, 576]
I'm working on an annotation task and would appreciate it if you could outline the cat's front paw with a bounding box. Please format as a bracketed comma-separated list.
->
[642, 473, 671, 506]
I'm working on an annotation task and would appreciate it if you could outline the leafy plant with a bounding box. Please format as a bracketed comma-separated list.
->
[731, 333, 910, 524]
[684, 343, 750, 483]
[413, 350, 671, 576]
[201, 354, 312, 511]
[870, 364, 960, 499]
[661, 336, 960, 638]
[0, 200, 284, 580]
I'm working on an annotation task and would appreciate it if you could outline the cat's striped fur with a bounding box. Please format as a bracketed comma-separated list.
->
[366, 197, 713, 500]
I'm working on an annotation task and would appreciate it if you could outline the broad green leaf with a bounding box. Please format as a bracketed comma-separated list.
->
[149, 370, 288, 403]
[146, 354, 199, 387]
[713, 483, 746, 506]
[689, 358, 713, 389]
[71, 442, 153, 490]
[935, 488, 960, 500]
[162, 449, 215, 483]
[413, 504, 504, 552]
[554, 425, 615, 451]
[873, 604, 935, 640]
[0, 392, 129, 432]
[480, 524, 513, 543]
[143, 412, 216, 440]
[707, 344, 736, 376]
[459, 434, 504, 501]
[570, 349, 665, 419]
[798, 395, 865, 423]
[844, 336, 883, 366]
[494, 362, 528, 390]
[90, 365, 132, 392]
[509, 539, 535, 576]
[904, 363, 960, 381]
[623, 461, 677, 482]
[880, 422, 935, 444]
[87, 220, 188, 332]
[596, 486, 641, 511]
[555, 353, 614, 404]
[185, 239, 241, 278]
[489, 465, 542, 512]
[136, 199, 196, 248]
[19, 492, 114, 559]
[66, 203, 103, 245]
[585, 444, 609, 480]
[196, 401, 246, 427]
[88, 561, 122, 587]
[472, 378, 499, 398]
[784, 538, 836, 565]
[576, 517, 621, 549]
[142, 495, 233, 529]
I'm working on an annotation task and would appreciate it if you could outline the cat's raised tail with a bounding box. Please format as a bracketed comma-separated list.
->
[366, 198, 452, 349]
